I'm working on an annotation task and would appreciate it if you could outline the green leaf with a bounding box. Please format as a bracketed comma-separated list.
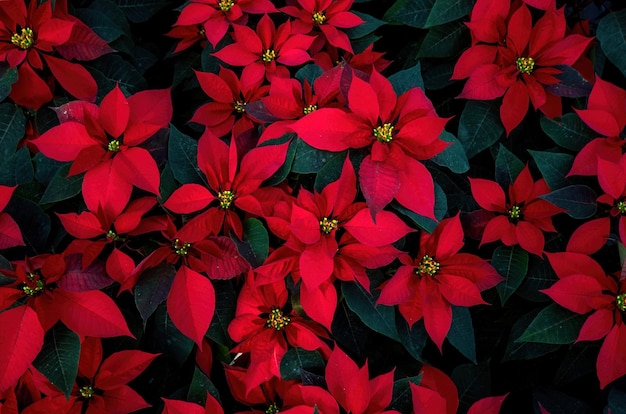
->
[596, 10, 626, 78]
[430, 131, 469, 174]
[39, 164, 82, 204]
[493, 246, 529, 305]
[384, 0, 435, 29]
[346, 11, 386, 39]
[158, 163, 178, 204]
[168, 124, 205, 185]
[73, 5, 127, 43]
[452, 361, 491, 413]
[495, 144, 524, 190]
[0, 147, 34, 187]
[85, 54, 146, 98]
[292, 138, 339, 174]
[422, 61, 455, 90]
[418, 21, 469, 58]
[554, 344, 597, 386]
[314, 152, 348, 192]
[34, 153, 65, 186]
[539, 185, 597, 219]
[135, 263, 176, 326]
[342, 280, 400, 342]
[263, 135, 297, 187]
[458, 100, 503, 159]
[295, 64, 324, 84]
[32, 323, 80, 399]
[424, 0, 474, 28]
[388, 62, 424, 96]
[389, 375, 423, 412]
[503, 308, 560, 361]
[243, 218, 269, 265]
[540, 114, 595, 152]
[447, 306, 476, 364]
[331, 299, 368, 358]
[518, 303, 587, 344]
[544, 65, 592, 98]
[0, 64, 17, 103]
[187, 366, 220, 406]
[528, 150, 573, 190]
[6, 196, 50, 253]
[397, 319, 427, 362]
[280, 348, 325, 381]
[0, 103, 26, 160]
[146, 303, 194, 366]
[607, 386, 626, 414]
[114, 0, 169, 23]
[516, 255, 558, 302]
[207, 280, 236, 347]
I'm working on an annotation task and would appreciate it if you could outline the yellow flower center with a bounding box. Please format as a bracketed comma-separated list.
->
[173, 238, 191, 256]
[266, 403, 280, 414]
[22, 272, 44, 296]
[79, 385, 94, 399]
[218, 190, 235, 209]
[618, 200, 626, 214]
[312, 11, 327, 25]
[508, 205, 521, 220]
[303, 104, 318, 115]
[262, 49, 276, 63]
[107, 139, 120, 152]
[199, 26, 206, 37]
[218, 0, 235, 12]
[516, 57, 535, 74]
[11, 27, 34, 49]
[319, 216, 338, 234]
[266, 308, 290, 331]
[234, 100, 246, 113]
[617, 293, 626, 312]
[415, 255, 440, 277]
[373, 123, 394, 143]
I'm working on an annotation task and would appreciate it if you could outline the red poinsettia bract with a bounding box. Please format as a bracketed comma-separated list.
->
[453, 0, 592, 134]
[0, 0, 113, 109]
[293, 67, 449, 219]
[410, 365, 459, 414]
[161, 394, 224, 414]
[542, 252, 626, 388]
[378, 214, 502, 351]
[0, 185, 24, 249]
[469, 165, 562, 256]
[32, 84, 172, 221]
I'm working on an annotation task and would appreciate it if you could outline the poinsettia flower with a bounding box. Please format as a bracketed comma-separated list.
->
[324, 345, 399, 414]
[469, 165, 562, 256]
[312, 43, 392, 75]
[0, 0, 113, 109]
[281, 0, 364, 53]
[293, 67, 449, 218]
[569, 77, 626, 176]
[32, 85, 172, 222]
[453, 1, 593, 134]
[593, 155, 626, 244]
[163, 130, 290, 239]
[190, 66, 269, 138]
[377, 214, 502, 351]
[170, 0, 277, 50]
[410, 365, 459, 414]
[0, 185, 24, 250]
[228, 272, 331, 394]
[213, 14, 315, 80]
[542, 252, 626, 388]
[22, 337, 157, 414]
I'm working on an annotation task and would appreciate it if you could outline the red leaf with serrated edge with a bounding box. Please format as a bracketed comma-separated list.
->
[99, 85, 129, 138]
[0, 214, 24, 249]
[125, 88, 173, 146]
[0, 306, 44, 392]
[56, 211, 105, 239]
[344, 209, 414, 247]
[467, 394, 509, 414]
[325, 346, 370, 414]
[167, 266, 215, 347]
[163, 184, 215, 214]
[114, 147, 161, 196]
[359, 155, 400, 219]
[54, 20, 114, 61]
[161, 398, 205, 414]
[96, 350, 158, 389]
[32, 122, 95, 162]
[43, 54, 97, 103]
[54, 289, 134, 338]
[57, 254, 113, 292]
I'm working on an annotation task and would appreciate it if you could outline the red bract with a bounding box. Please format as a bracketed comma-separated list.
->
[0, 0, 113, 109]
[410, 365, 459, 414]
[228, 272, 330, 394]
[163, 131, 290, 238]
[23, 337, 157, 413]
[282, 0, 364, 53]
[191, 66, 269, 138]
[170, 0, 277, 50]
[569, 77, 626, 176]
[32, 85, 171, 221]
[595, 155, 626, 243]
[469, 165, 562, 256]
[378, 214, 502, 351]
[213, 14, 315, 80]
[0, 185, 24, 249]
[293, 68, 449, 218]
[453, 1, 592, 134]
[542, 252, 626, 388]
[162, 394, 224, 414]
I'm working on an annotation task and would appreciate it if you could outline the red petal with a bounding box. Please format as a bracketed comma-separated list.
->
[507, 4, 531, 53]
[597, 324, 626, 389]
[161, 399, 205, 414]
[358, 156, 400, 219]
[437, 274, 487, 307]
[469, 178, 506, 212]
[105, 248, 136, 285]
[325, 346, 370, 414]
[377, 266, 415, 306]
[566, 218, 609, 255]
[96, 350, 158, 389]
[395, 157, 436, 220]
[501, 81, 530, 135]
[195, 70, 233, 103]
[234, 141, 290, 194]
[114, 148, 161, 195]
[458, 64, 507, 100]
[300, 280, 336, 330]
[299, 236, 336, 289]
[43, 54, 97, 102]
[290, 204, 321, 245]
[167, 266, 216, 347]
[0, 214, 24, 249]
[344, 208, 413, 246]
[54, 19, 114, 61]
[98, 385, 151, 413]
[57, 211, 105, 239]
[540, 274, 605, 314]
[10, 64, 52, 109]
[577, 309, 613, 342]
[32, 122, 96, 162]
[163, 184, 215, 214]
[467, 394, 509, 414]
[452, 45, 498, 80]
[575, 109, 621, 138]
[347, 72, 379, 126]
[0, 185, 16, 211]
[0, 306, 44, 392]
[82, 160, 133, 223]
[597, 157, 626, 200]
[98, 84, 129, 138]
[421, 281, 452, 352]
[515, 221, 545, 257]
[410, 382, 448, 414]
[125, 88, 173, 146]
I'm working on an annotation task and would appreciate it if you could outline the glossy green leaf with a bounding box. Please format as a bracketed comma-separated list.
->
[458, 101, 503, 159]
[146, 303, 194, 366]
[431, 131, 469, 174]
[85, 54, 146, 98]
[32, 323, 80, 399]
[168, 124, 205, 185]
[528, 150, 573, 190]
[447, 306, 476, 364]
[346, 11, 386, 39]
[389, 375, 423, 412]
[383, 0, 434, 28]
[114, 0, 169, 23]
[540, 114, 595, 152]
[418, 21, 469, 58]
[397, 319, 427, 362]
[495, 144, 524, 190]
[388, 62, 424, 96]
[331, 299, 368, 358]
[342, 280, 400, 342]
[280, 348, 325, 381]
[243, 218, 269, 265]
[518, 303, 587, 344]
[207, 280, 236, 347]
[554, 344, 597, 386]
[314, 152, 348, 192]
[503, 309, 560, 362]
[187, 366, 220, 407]
[292, 138, 339, 174]
[6, 196, 51, 253]
[39, 164, 82, 204]
[0, 147, 34, 187]
[424, 0, 474, 28]
[493, 246, 529, 305]
[539, 185, 597, 219]
[0, 64, 17, 103]
[0, 103, 26, 160]
[135, 263, 176, 326]
[596, 10, 626, 78]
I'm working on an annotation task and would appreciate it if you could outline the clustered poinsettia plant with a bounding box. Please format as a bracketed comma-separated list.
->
[0, 0, 626, 412]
